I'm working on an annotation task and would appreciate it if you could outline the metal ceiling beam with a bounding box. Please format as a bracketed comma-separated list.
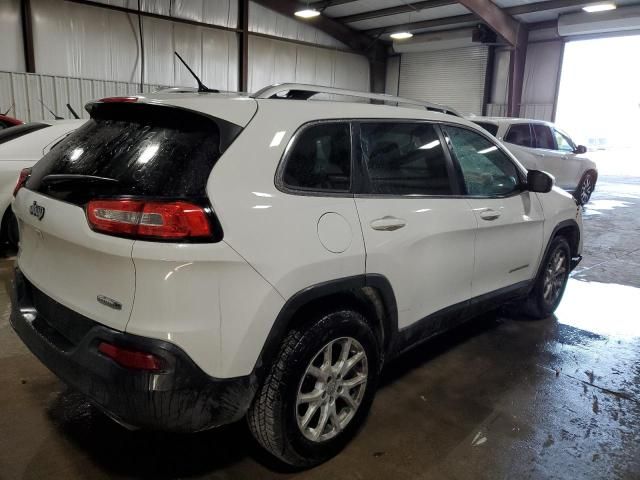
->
[363, 0, 593, 36]
[456, 0, 520, 46]
[365, 13, 477, 36]
[336, 0, 457, 24]
[251, 0, 375, 52]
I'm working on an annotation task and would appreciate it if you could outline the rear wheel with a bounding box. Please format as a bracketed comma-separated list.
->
[575, 171, 595, 205]
[519, 236, 571, 319]
[247, 308, 379, 468]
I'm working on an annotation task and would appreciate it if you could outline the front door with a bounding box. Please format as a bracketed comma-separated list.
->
[441, 124, 545, 297]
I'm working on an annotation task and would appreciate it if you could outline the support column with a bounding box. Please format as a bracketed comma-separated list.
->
[238, 0, 249, 92]
[21, 0, 35, 73]
[507, 25, 528, 117]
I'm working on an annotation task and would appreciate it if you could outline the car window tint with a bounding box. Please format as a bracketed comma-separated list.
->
[444, 126, 520, 197]
[283, 123, 351, 192]
[504, 124, 533, 147]
[472, 122, 499, 136]
[532, 124, 555, 149]
[359, 122, 453, 195]
[553, 129, 575, 152]
[26, 104, 241, 205]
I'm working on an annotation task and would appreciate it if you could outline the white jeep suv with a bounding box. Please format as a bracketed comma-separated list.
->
[471, 117, 597, 205]
[11, 85, 583, 468]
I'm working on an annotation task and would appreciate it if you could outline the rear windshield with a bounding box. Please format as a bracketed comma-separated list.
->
[472, 122, 499, 137]
[0, 123, 49, 145]
[26, 103, 241, 204]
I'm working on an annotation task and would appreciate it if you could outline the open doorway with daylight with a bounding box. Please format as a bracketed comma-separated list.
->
[556, 34, 640, 177]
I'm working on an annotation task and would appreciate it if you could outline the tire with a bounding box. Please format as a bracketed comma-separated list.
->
[519, 236, 571, 319]
[1, 210, 19, 248]
[574, 171, 595, 205]
[247, 308, 380, 468]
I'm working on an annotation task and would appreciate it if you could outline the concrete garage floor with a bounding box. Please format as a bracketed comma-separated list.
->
[1, 176, 639, 480]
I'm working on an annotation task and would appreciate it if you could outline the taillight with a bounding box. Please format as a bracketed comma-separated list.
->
[86, 199, 213, 240]
[98, 342, 163, 371]
[13, 168, 31, 197]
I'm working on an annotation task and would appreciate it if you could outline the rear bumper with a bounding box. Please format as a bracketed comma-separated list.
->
[10, 268, 256, 432]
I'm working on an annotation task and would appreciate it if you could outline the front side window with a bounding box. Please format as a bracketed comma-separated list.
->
[504, 124, 533, 147]
[553, 128, 575, 152]
[282, 123, 351, 192]
[443, 125, 520, 197]
[532, 124, 555, 150]
[359, 122, 453, 195]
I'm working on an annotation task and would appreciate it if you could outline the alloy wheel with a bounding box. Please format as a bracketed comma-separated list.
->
[296, 337, 368, 442]
[542, 249, 568, 304]
[580, 175, 593, 204]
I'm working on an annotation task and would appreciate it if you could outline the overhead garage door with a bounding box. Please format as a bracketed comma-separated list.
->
[398, 46, 489, 116]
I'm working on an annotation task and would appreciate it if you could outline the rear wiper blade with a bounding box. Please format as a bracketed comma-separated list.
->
[41, 174, 119, 185]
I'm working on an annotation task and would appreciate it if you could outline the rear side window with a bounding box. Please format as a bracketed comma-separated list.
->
[472, 122, 499, 136]
[532, 124, 555, 150]
[504, 124, 533, 147]
[443, 125, 520, 197]
[0, 123, 49, 145]
[26, 103, 241, 204]
[359, 122, 452, 195]
[282, 122, 351, 193]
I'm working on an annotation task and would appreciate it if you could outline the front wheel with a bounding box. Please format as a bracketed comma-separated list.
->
[519, 236, 571, 319]
[247, 309, 379, 468]
[574, 172, 595, 205]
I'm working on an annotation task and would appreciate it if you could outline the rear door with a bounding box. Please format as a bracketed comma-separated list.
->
[354, 120, 477, 330]
[441, 124, 544, 297]
[15, 101, 246, 331]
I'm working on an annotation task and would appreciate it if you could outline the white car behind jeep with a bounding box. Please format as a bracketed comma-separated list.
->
[0, 119, 85, 246]
[471, 117, 597, 204]
[11, 85, 583, 468]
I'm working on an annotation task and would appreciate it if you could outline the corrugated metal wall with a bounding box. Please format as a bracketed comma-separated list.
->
[487, 41, 563, 121]
[398, 46, 489, 116]
[0, 0, 368, 122]
[0, 71, 167, 122]
[31, 0, 239, 88]
[520, 40, 563, 120]
[248, 35, 369, 94]
[0, 0, 25, 72]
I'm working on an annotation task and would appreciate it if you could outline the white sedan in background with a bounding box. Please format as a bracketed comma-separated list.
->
[0, 120, 85, 246]
[470, 117, 598, 205]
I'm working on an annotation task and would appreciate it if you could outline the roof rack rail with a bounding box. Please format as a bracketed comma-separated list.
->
[252, 83, 460, 117]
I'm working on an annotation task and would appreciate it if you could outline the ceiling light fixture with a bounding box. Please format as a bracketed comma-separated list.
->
[582, 2, 616, 12]
[390, 31, 413, 40]
[295, 8, 321, 18]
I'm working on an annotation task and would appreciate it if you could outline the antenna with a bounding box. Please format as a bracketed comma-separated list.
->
[173, 51, 219, 93]
[2, 103, 14, 116]
[39, 99, 63, 120]
[66, 104, 80, 119]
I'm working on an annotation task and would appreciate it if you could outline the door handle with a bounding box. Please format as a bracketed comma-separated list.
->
[370, 216, 406, 231]
[479, 209, 501, 221]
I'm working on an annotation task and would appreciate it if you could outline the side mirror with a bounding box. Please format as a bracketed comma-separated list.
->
[574, 145, 587, 154]
[526, 170, 554, 193]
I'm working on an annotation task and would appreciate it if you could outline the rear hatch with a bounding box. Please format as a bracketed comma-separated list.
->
[14, 98, 251, 332]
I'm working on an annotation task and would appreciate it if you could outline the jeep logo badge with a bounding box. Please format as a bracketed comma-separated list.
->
[29, 201, 45, 221]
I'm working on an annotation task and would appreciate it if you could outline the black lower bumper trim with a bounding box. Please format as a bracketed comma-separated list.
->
[570, 255, 583, 271]
[10, 268, 256, 432]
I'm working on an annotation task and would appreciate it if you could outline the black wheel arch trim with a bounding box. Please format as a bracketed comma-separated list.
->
[251, 274, 398, 384]
[533, 219, 581, 284]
